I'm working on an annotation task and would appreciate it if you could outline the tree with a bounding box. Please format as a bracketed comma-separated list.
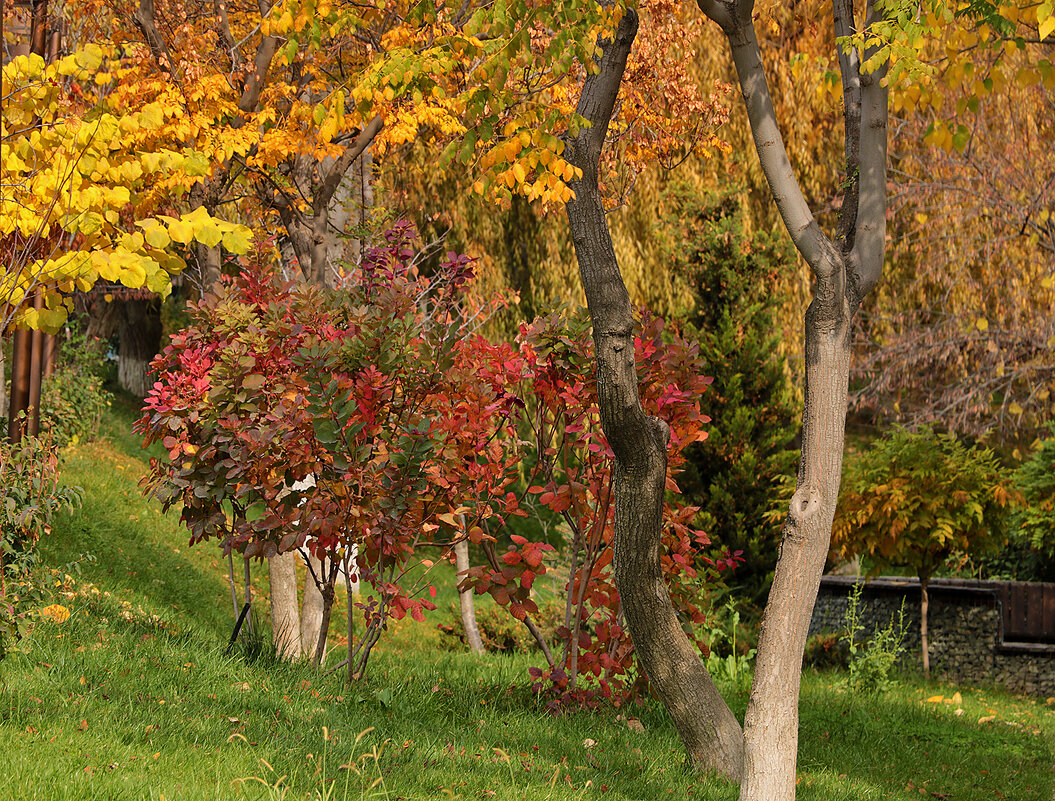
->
[1008, 428, 1055, 565]
[478, 308, 732, 708]
[563, 0, 887, 793]
[139, 226, 529, 674]
[73, 0, 642, 287]
[1, 49, 253, 335]
[666, 185, 799, 610]
[563, 1, 1054, 795]
[832, 427, 1012, 677]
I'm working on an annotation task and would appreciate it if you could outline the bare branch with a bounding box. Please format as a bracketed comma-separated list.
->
[315, 115, 383, 212]
[131, 0, 177, 76]
[699, 7, 837, 276]
[214, 0, 242, 75]
[833, 0, 861, 247]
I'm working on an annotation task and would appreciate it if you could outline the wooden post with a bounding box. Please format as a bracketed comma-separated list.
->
[7, 1, 57, 442]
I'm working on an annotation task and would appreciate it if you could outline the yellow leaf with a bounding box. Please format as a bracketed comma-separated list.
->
[221, 226, 252, 254]
[194, 222, 223, 249]
[137, 220, 170, 249]
[37, 306, 68, 334]
[138, 104, 164, 130]
[926, 694, 944, 703]
[1008, 402, 1024, 416]
[40, 604, 71, 623]
[167, 220, 194, 245]
[975, 317, 988, 332]
[1040, 15, 1055, 41]
[74, 44, 105, 72]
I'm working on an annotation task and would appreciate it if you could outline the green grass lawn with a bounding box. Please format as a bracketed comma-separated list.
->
[2, 401, 1052, 800]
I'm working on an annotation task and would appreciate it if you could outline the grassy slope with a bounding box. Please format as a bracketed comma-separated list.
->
[0, 400, 1051, 800]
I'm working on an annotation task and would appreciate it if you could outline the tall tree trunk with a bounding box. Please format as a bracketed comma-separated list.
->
[117, 297, 162, 398]
[300, 552, 326, 659]
[739, 315, 851, 800]
[455, 538, 485, 654]
[920, 574, 931, 679]
[566, 0, 888, 796]
[0, 345, 7, 420]
[563, 8, 745, 781]
[269, 551, 302, 660]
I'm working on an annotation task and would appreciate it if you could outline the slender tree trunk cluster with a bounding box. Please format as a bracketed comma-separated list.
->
[564, 1, 888, 797]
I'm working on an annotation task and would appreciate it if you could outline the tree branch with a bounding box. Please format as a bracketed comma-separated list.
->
[849, 0, 888, 298]
[833, 0, 861, 247]
[315, 115, 383, 213]
[131, 0, 177, 76]
[570, 9, 638, 173]
[698, 3, 837, 276]
[214, 0, 242, 75]
[236, 34, 278, 117]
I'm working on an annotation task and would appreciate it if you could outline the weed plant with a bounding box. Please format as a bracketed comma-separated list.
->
[842, 580, 907, 694]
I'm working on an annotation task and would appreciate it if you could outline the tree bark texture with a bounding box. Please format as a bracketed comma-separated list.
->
[117, 297, 162, 398]
[0, 346, 7, 419]
[268, 551, 302, 660]
[564, 8, 744, 781]
[455, 538, 485, 654]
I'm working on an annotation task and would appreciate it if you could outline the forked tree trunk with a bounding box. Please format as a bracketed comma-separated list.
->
[568, 1, 888, 797]
[455, 538, 485, 654]
[269, 551, 302, 660]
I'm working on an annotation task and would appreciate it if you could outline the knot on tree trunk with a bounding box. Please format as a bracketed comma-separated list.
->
[788, 486, 822, 522]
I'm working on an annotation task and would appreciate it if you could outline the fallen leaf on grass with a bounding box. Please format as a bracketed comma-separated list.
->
[627, 718, 645, 733]
[978, 715, 996, 724]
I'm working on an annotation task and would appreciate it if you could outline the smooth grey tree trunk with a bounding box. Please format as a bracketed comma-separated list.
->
[455, 538, 485, 654]
[269, 551, 302, 660]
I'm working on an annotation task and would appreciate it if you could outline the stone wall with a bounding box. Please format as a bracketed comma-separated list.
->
[809, 576, 1055, 696]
